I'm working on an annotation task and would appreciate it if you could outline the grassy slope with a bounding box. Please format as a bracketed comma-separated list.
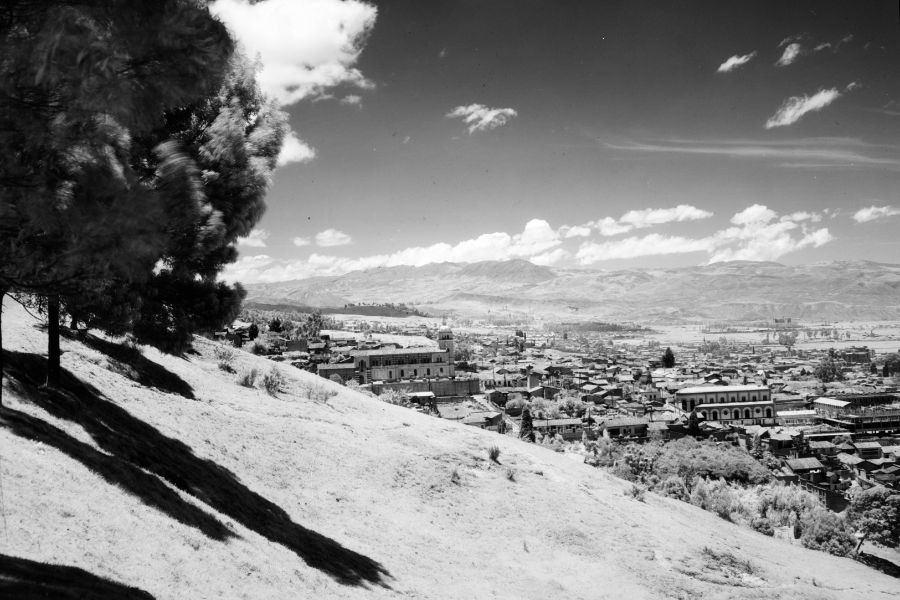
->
[1, 299, 897, 600]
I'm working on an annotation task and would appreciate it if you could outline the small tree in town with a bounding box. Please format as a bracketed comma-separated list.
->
[814, 355, 843, 383]
[662, 347, 675, 368]
[520, 407, 536, 442]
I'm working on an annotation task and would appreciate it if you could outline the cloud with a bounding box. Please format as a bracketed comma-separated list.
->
[603, 137, 900, 170]
[315, 228, 353, 247]
[853, 205, 900, 223]
[341, 94, 362, 106]
[619, 205, 714, 229]
[446, 104, 518, 134]
[776, 43, 803, 66]
[575, 204, 833, 265]
[209, 0, 377, 106]
[277, 131, 317, 166]
[576, 234, 711, 262]
[717, 51, 757, 73]
[765, 88, 842, 128]
[223, 219, 563, 282]
[568, 205, 713, 238]
[293, 236, 312, 247]
[237, 228, 269, 248]
[561, 225, 592, 238]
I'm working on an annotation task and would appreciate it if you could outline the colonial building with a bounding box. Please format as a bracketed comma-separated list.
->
[675, 384, 775, 426]
[348, 346, 454, 384]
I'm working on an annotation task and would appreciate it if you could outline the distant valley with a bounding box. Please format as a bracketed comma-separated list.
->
[243, 259, 900, 323]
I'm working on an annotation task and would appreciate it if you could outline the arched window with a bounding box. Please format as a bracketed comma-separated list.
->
[744, 409, 751, 419]
[413, 369, 418, 377]
[765, 408, 772, 418]
[388, 370, 393, 379]
[712, 410, 719, 420]
[427, 368, 431, 376]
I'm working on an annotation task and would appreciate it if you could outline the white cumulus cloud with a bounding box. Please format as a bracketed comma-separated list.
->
[717, 51, 757, 73]
[575, 204, 833, 265]
[277, 131, 317, 166]
[293, 236, 312, 247]
[210, 0, 377, 106]
[619, 204, 714, 229]
[765, 88, 842, 129]
[315, 228, 353, 247]
[446, 104, 518, 134]
[237, 228, 269, 248]
[853, 205, 900, 223]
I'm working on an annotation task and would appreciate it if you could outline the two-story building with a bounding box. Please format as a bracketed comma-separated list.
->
[348, 346, 454, 384]
[675, 384, 775, 426]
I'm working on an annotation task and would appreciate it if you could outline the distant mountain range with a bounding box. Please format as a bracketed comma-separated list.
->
[243, 259, 900, 323]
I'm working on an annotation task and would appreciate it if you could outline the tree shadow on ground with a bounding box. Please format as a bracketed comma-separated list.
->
[856, 551, 900, 578]
[61, 330, 195, 399]
[0, 553, 156, 600]
[1, 350, 390, 588]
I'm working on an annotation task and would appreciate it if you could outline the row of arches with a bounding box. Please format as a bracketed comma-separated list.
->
[700, 407, 773, 421]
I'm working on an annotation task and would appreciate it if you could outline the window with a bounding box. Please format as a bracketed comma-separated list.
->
[389, 371, 393, 379]
[712, 410, 719, 420]
[765, 408, 772, 418]
[754, 407, 761, 415]
[400, 370, 404, 377]
[440, 368, 444, 374]
[731, 395, 736, 402]
[744, 409, 751, 419]
[751, 396, 757, 401]
[414, 369, 418, 377]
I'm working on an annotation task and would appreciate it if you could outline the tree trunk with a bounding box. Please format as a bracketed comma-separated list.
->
[47, 294, 60, 388]
[854, 532, 867, 556]
[0, 285, 6, 406]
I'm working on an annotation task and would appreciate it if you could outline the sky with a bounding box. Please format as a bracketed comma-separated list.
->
[209, 0, 900, 283]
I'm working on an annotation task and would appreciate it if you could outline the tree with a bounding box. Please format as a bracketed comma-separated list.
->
[520, 407, 535, 442]
[268, 317, 283, 333]
[882, 353, 900, 377]
[848, 487, 900, 552]
[662, 347, 675, 368]
[814, 355, 843, 383]
[778, 331, 798, 353]
[248, 323, 259, 341]
[0, 0, 234, 388]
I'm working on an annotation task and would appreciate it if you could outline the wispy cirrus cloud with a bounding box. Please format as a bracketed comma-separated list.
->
[775, 33, 853, 67]
[603, 137, 900, 170]
[765, 88, 843, 128]
[446, 104, 518, 134]
[853, 205, 900, 223]
[776, 43, 803, 66]
[717, 51, 757, 73]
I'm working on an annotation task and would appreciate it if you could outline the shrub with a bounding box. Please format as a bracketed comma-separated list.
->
[214, 345, 236, 372]
[262, 367, 285, 396]
[250, 342, 268, 355]
[505, 467, 516, 482]
[488, 445, 501, 463]
[626, 484, 647, 502]
[800, 507, 855, 556]
[655, 476, 689, 502]
[237, 367, 259, 388]
[300, 382, 338, 402]
[450, 466, 460, 484]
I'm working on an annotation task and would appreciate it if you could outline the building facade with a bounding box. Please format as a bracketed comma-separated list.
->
[349, 347, 454, 384]
[675, 384, 775, 426]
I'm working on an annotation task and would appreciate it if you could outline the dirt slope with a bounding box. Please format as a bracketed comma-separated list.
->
[0, 299, 897, 599]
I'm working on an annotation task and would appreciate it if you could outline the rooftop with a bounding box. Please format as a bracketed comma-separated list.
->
[350, 347, 448, 357]
[676, 385, 768, 395]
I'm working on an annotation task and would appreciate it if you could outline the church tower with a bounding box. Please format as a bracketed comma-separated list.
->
[437, 323, 454, 356]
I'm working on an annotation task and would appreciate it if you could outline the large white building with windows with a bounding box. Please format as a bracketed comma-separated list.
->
[348, 347, 454, 384]
[674, 384, 775, 426]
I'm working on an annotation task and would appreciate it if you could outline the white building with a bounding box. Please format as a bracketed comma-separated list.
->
[675, 384, 775, 426]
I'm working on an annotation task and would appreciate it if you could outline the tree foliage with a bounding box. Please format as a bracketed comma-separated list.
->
[814, 355, 843, 383]
[662, 347, 675, 368]
[849, 487, 900, 549]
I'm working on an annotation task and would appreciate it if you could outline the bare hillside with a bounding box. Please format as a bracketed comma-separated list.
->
[1, 299, 897, 599]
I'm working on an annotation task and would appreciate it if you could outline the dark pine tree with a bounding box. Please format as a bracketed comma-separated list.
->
[520, 407, 535, 443]
[662, 347, 676, 368]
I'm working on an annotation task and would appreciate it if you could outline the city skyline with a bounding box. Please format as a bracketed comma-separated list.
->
[210, 0, 900, 284]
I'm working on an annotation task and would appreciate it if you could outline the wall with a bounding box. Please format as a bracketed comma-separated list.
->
[366, 378, 481, 398]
